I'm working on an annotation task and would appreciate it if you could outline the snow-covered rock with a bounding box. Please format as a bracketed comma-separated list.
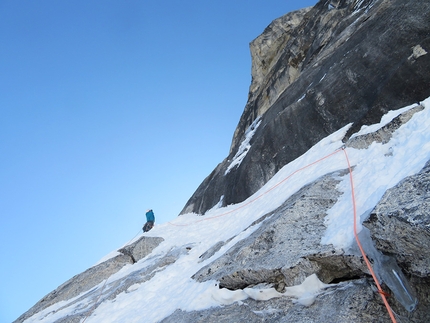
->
[14, 0, 430, 322]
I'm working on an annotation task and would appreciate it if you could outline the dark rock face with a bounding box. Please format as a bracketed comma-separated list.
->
[181, 0, 430, 215]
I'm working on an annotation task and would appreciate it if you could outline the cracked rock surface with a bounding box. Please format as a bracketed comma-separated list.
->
[192, 170, 364, 291]
[365, 160, 430, 277]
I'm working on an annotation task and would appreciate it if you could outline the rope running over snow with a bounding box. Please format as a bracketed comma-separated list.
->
[81, 147, 398, 322]
[342, 147, 397, 323]
[167, 147, 398, 322]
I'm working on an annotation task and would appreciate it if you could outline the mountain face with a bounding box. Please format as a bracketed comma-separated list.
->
[180, 0, 430, 215]
[15, 0, 430, 322]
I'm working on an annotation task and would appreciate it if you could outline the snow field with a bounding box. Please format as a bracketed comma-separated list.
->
[24, 97, 430, 323]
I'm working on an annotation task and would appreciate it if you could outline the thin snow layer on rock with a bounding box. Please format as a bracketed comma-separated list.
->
[225, 116, 261, 175]
[21, 97, 430, 323]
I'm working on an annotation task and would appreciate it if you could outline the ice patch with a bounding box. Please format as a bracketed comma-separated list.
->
[297, 93, 306, 102]
[225, 117, 261, 175]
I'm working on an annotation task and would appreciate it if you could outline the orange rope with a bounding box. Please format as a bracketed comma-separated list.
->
[167, 146, 397, 321]
[342, 148, 397, 323]
[168, 148, 343, 227]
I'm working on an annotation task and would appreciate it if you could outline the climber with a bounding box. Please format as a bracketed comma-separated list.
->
[143, 209, 155, 232]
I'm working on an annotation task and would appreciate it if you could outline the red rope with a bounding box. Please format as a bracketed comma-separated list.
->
[168, 148, 343, 226]
[167, 146, 397, 322]
[342, 148, 397, 323]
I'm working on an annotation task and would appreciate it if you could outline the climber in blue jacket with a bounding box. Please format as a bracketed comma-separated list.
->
[143, 209, 155, 232]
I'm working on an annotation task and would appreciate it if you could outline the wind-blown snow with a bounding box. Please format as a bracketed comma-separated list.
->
[23, 97, 430, 323]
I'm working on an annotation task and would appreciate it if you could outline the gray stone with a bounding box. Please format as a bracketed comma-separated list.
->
[185, 164, 430, 322]
[364, 160, 430, 277]
[118, 235, 165, 263]
[247, 8, 311, 118]
[193, 170, 366, 291]
[198, 240, 227, 263]
[13, 236, 164, 323]
[161, 279, 394, 323]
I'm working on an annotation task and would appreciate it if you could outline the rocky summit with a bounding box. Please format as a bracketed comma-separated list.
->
[15, 0, 430, 322]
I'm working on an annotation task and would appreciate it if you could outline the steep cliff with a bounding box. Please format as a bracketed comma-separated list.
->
[15, 99, 430, 322]
[181, 0, 430, 215]
[14, 0, 430, 322]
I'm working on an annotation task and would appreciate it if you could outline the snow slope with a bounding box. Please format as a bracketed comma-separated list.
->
[23, 97, 430, 323]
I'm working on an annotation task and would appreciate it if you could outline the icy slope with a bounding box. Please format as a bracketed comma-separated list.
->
[20, 97, 430, 323]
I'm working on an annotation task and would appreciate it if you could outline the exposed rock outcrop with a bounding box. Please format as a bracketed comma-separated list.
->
[364, 160, 430, 277]
[181, 0, 430, 215]
[345, 103, 425, 149]
[185, 161, 430, 322]
[192, 170, 360, 290]
[246, 7, 311, 120]
[161, 279, 396, 323]
[14, 236, 164, 323]
[118, 236, 165, 264]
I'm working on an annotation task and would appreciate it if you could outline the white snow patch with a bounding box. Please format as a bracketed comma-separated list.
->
[225, 117, 261, 175]
[285, 274, 330, 306]
[211, 284, 282, 305]
[322, 98, 430, 248]
[350, 102, 419, 139]
[210, 273, 328, 307]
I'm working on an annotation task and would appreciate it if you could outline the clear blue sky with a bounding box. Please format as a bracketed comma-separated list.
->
[0, 1, 316, 321]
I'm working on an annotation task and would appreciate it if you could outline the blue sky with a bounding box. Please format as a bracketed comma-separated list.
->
[0, 1, 316, 321]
